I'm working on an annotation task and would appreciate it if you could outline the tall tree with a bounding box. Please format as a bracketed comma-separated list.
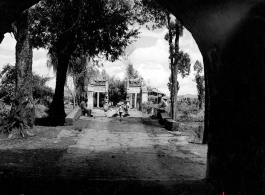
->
[165, 13, 191, 121]
[68, 56, 89, 105]
[66, 56, 101, 107]
[125, 63, 142, 80]
[30, 0, 140, 123]
[1, 10, 35, 137]
[167, 75, 179, 99]
[134, 0, 191, 120]
[101, 69, 110, 80]
[194, 60, 205, 110]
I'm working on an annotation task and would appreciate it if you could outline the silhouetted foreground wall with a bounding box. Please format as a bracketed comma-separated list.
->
[1, 0, 265, 193]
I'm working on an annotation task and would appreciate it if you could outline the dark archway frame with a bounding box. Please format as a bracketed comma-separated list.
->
[1, 0, 265, 192]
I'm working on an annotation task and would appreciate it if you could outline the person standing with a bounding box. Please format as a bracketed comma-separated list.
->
[123, 100, 130, 117]
[117, 102, 124, 118]
[103, 101, 109, 116]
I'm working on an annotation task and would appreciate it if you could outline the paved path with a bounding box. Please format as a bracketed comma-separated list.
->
[0, 109, 207, 194]
[60, 111, 206, 181]
[91, 107, 148, 117]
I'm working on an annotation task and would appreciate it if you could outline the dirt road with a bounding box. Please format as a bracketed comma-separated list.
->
[0, 111, 208, 194]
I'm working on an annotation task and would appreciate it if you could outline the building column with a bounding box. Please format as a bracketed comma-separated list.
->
[141, 87, 148, 106]
[130, 93, 133, 108]
[135, 93, 137, 110]
[86, 92, 93, 109]
[97, 92, 99, 107]
[86, 84, 94, 110]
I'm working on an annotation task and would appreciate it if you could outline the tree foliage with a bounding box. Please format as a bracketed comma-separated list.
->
[108, 76, 126, 105]
[0, 64, 16, 103]
[32, 74, 54, 101]
[177, 51, 191, 78]
[30, 0, 140, 61]
[133, 0, 167, 30]
[29, 0, 143, 119]
[66, 56, 102, 106]
[101, 63, 143, 105]
[193, 60, 205, 109]
[165, 16, 191, 80]
[165, 13, 191, 120]
[101, 69, 109, 80]
[0, 64, 53, 105]
[125, 63, 142, 80]
[167, 75, 179, 95]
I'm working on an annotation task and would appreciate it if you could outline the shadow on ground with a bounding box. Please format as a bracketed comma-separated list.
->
[0, 116, 209, 194]
[0, 148, 208, 195]
[35, 116, 66, 126]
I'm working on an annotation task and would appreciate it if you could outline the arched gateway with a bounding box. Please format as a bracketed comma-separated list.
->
[2, 0, 265, 193]
[86, 78, 108, 109]
[126, 78, 148, 110]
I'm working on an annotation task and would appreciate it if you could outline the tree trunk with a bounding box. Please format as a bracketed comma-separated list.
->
[172, 60, 178, 121]
[173, 19, 180, 121]
[167, 13, 174, 119]
[73, 91, 76, 109]
[8, 10, 34, 135]
[167, 13, 181, 121]
[48, 36, 71, 125]
[49, 54, 69, 123]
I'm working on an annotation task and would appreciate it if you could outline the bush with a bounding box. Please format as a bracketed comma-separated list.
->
[176, 101, 204, 122]
[188, 109, 204, 122]
[0, 101, 9, 132]
[35, 104, 48, 118]
[0, 64, 54, 105]
[141, 101, 153, 114]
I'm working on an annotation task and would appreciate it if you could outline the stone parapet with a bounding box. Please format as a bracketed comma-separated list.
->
[65, 107, 82, 125]
[159, 112, 171, 125]
[165, 119, 179, 131]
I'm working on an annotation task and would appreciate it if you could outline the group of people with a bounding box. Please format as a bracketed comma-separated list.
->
[80, 98, 130, 117]
[80, 96, 168, 119]
[117, 100, 130, 118]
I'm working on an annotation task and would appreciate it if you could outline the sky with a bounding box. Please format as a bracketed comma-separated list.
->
[0, 26, 203, 96]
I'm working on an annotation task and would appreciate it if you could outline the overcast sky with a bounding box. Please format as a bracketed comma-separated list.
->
[0, 26, 203, 96]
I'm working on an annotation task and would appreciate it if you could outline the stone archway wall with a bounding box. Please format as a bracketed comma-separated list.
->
[156, 0, 265, 192]
[0, 0, 40, 43]
[1, 0, 265, 192]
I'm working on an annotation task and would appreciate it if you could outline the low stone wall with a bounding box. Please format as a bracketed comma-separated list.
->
[65, 107, 82, 125]
[165, 119, 179, 131]
[154, 108, 179, 131]
[159, 112, 171, 124]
